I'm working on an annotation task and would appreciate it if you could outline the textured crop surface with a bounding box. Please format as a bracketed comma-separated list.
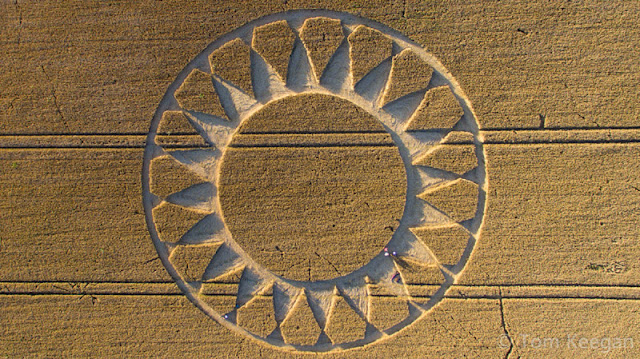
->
[1, 2, 639, 358]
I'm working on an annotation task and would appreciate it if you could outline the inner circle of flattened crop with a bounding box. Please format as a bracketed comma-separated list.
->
[218, 93, 407, 282]
[142, 10, 486, 352]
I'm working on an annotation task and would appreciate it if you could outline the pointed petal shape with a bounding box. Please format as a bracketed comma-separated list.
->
[390, 228, 438, 266]
[236, 267, 271, 309]
[406, 86, 464, 131]
[337, 281, 369, 319]
[381, 49, 434, 106]
[316, 331, 332, 346]
[420, 179, 479, 223]
[462, 166, 481, 184]
[212, 75, 259, 121]
[366, 257, 408, 297]
[149, 142, 168, 159]
[364, 322, 381, 338]
[174, 69, 227, 119]
[178, 213, 229, 245]
[405, 197, 452, 228]
[399, 130, 445, 163]
[148, 192, 164, 209]
[252, 20, 296, 82]
[188, 281, 202, 293]
[205, 265, 244, 284]
[161, 241, 177, 257]
[250, 50, 291, 103]
[319, 39, 352, 93]
[306, 287, 336, 329]
[182, 111, 236, 149]
[223, 309, 238, 324]
[427, 70, 449, 89]
[209, 38, 254, 97]
[165, 182, 216, 213]
[300, 17, 344, 80]
[273, 283, 302, 325]
[202, 243, 245, 281]
[407, 301, 424, 317]
[397, 264, 445, 299]
[414, 165, 458, 194]
[383, 89, 428, 131]
[354, 57, 392, 106]
[420, 143, 478, 176]
[451, 115, 475, 132]
[287, 38, 316, 91]
[267, 327, 284, 342]
[348, 25, 392, 85]
[168, 148, 220, 181]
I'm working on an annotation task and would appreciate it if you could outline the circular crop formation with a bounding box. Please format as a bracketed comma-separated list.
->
[142, 10, 487, 352]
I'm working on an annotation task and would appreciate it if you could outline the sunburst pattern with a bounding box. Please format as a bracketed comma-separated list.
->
[142, 11, 487, 352]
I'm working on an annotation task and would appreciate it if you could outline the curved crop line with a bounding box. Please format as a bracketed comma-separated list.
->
[141, 10, 487, 353]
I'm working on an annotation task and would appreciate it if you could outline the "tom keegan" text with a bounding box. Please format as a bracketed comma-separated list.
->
[512, 334, 633, 353]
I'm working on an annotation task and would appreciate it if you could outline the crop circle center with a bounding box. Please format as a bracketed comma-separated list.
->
[218, 93, 407, 281]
